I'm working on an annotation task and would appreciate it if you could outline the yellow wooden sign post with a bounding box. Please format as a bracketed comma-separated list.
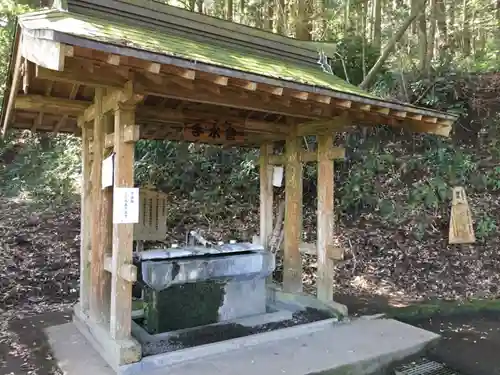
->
[449, 186, 475, 244]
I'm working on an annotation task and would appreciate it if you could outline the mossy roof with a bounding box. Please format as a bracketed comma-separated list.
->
[19, 9, 379, 100]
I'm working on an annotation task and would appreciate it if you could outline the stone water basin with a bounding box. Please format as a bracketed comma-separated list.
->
[133, 243, 275, 334]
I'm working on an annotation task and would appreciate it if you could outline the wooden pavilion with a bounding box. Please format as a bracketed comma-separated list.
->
[0, 0, 458, 371]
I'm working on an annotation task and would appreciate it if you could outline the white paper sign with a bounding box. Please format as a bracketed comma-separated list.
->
[272, 166, 284, 187]
[113, 187, 139, 224]
[102, 154, 114, 189]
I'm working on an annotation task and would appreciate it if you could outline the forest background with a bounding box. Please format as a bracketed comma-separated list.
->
[0, 0, 499, 311]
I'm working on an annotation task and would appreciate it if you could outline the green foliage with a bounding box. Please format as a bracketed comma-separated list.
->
[330, 36, 382, 86]
[134, 140, 259, 219]
[0, 132, 81, 203]
[475, 214, 497, 240]
[0, 1, 35, 105]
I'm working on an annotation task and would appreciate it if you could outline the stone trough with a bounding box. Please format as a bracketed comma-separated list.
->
[134, 242, 276, 335]
[130, 242, 343, 357]
[49, 242, 440, 375]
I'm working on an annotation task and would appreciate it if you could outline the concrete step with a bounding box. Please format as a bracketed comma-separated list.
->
[46, 318, 440, 375]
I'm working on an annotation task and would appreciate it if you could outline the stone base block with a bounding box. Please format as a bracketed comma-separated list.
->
[73, 304, 141, 371]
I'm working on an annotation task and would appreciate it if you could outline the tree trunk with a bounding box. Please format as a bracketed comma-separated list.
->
[227, 0, 233, 20]
[410, 0, 418, 34]
[417, 1, 427, 73]
[196, 0, 204, 13]
[462, 0, 471, 56]
[266, 0, 274, 31]
[426, 0, 436, 72]
[344, 0, 351, 34]
[448, 0, 456, 51]
[295, 0, 312, 40]
[373, 0, 382, 50]
[435, 0, 447, 49]
[239, 0, 245, 23]
[315, 0, 327, 38]
[276, 0, 286, 34]
[360, 0, 426, 89]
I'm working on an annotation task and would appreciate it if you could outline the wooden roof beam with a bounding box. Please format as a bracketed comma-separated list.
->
[259, 85, 284, 96]
[137, 106, 290, 134]
[313, 95, 331, 104]
[107, 54, 121, 66]
[134, 76, 320, 119]
[230, 78, 257, 91]
[83, 81, 145, 122]
[162, 65, 196, 80]
[268, 148, 345, 164]
[35, 63, 126, 88]
[15, 94, 89, 116]
[54, 84, 81, 133]
[288, 90, 309, 101]
[296, 114, 352, 137]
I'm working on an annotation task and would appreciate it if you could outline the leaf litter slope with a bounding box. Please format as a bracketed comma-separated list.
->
[1, 187, 500, 373]
[0, 197, 80, 375]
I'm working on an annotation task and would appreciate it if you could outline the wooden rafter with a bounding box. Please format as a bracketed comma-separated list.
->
[54, 83, 81, 133]
[28, 55, 455, 138]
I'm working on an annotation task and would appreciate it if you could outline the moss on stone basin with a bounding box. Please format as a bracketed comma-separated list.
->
[143, 280, 226, 334]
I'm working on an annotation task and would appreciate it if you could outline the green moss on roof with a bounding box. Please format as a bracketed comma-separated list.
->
[19, 9, 378, 99]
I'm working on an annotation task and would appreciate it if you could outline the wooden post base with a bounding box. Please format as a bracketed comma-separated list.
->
[73, 303, 141, 372]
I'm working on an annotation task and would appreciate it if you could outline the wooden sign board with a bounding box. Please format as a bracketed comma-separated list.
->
[449, 186, 475, 244]
[183, 123, 245, 142]
[133, 188, 168, 242]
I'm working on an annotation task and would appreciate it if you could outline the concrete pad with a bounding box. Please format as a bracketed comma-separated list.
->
[73, 304, 141, 370]
[46, 323, 115, 375]
[46, 318, 439, 375]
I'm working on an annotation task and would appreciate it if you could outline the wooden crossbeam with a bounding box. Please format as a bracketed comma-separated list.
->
[15, 94, 88, 116]
[296, 115, 352, 136]
[16, 95, 287, 135]
[35, 63, 126, 88]
[83, 82, 144, 122]
[269, 148, 345, 165]
[54, 84, 81, 133]
[136, 76, 319, 119]
[104, 255, 137, 283]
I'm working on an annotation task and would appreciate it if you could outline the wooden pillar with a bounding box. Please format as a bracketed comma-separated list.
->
[283, 129, 303, 293]
[90, 88, 107, 323]
[110, 104, 136, 340]
[260, 143, 273, 248]
[316, 134, 335, 302]
[101, 113, 114, 322]
[80, 121, 92, 313]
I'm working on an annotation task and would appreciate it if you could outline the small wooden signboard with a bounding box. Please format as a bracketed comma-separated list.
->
[183, 122, 245, 142]
[449, 186, 475, 244]
[133, 188, 168, 242]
